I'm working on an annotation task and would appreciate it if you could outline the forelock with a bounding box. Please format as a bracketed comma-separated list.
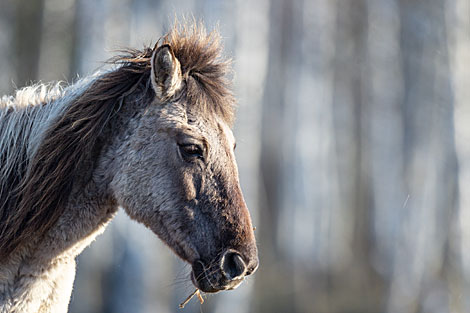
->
[163, 22, 236, 126]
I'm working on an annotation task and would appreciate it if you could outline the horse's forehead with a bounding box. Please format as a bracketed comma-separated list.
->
[185, 111, 233, 143]
[157, 105, 234, 146]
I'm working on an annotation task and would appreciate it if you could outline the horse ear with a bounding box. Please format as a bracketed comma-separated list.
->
[151, 44, 183, 101]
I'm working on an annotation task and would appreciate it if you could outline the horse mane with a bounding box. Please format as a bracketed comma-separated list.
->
[0, 22, 234, 259]
[164, 22, 235, 124]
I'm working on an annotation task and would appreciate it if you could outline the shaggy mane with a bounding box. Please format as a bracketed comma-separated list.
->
[0, 23, 234, 259]
[0, 83, 65, 109]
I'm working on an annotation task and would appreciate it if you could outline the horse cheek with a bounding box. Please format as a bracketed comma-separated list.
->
[181, 171, 197, 201]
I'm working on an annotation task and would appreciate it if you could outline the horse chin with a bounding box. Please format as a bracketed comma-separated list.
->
[190, 260, 244, 293]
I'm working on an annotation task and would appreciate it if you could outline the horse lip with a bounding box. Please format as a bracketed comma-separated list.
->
[190, 269, 219, 293]
[190, 270, 200, 289]
[190, 260, 215, 292]
[226, 278, 244, 290]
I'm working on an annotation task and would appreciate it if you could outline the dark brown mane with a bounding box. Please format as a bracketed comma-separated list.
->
[0, 23, 234, 259]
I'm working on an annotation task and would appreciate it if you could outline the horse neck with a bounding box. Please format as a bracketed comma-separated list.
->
[0, 182, 117, 313]
[0, 76, 149, 312]
[0, 79, 121, 263]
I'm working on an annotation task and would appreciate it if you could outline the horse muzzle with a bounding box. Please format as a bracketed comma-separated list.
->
[190, 249, 259, 293]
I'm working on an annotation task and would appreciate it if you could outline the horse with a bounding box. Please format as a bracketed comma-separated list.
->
[0, 23, 258, 312]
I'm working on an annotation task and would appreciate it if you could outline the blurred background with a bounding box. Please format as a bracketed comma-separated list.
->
[0, 0, 469, 312]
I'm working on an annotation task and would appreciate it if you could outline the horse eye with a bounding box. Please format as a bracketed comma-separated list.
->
[178, 143, 204, 161]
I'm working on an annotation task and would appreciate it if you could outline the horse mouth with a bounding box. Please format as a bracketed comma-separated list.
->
[190, 260, 244, 293]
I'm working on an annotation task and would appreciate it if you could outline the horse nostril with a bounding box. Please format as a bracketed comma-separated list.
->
[221, 250, 246, 280]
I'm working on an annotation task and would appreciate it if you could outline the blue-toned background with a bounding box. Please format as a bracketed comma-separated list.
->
[0, 0, 469, 312]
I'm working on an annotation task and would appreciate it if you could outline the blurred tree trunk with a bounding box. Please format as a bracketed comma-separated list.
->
[0, 0, 14, 95]
[452, 0, 470, 312]
[13, 0, 44, 87]
[325, 0, 387, 312]
[365, 0, 405, 284]
[384, 1, 458, 313]
[37, 0, 77, 82]
[256, 0, 296, 311]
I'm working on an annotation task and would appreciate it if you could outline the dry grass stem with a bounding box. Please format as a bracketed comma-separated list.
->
[179, 289, 204, 309]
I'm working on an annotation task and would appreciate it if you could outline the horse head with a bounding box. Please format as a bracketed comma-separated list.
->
[110, 27, 258, 293]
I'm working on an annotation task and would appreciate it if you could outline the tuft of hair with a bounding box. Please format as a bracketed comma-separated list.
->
[1, 83, 65, 109]
[0, 22, 235, 259]
[163, 21, 235, 125]
[109, 21, 235, 124]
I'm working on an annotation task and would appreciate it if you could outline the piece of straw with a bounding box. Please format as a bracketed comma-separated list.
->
[179, 289, 204, 309]
[196, 290, 204, 304]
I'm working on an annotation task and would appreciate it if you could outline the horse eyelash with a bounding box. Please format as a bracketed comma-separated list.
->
[178, 143, 205, 162]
